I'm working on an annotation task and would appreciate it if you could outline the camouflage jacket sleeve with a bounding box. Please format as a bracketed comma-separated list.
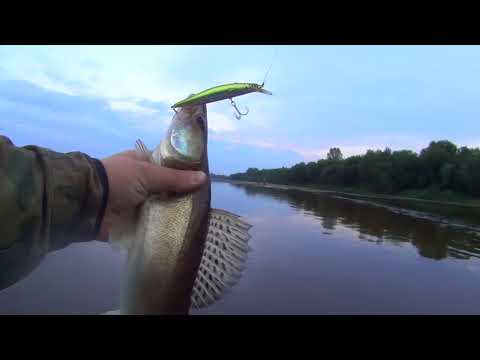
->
[0, 135, 109, 290]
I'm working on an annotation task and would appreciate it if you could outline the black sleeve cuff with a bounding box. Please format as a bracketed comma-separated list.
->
[91, 158, 109, 240]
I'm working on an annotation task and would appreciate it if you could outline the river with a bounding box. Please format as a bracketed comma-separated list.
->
[1, 180, 480, 314]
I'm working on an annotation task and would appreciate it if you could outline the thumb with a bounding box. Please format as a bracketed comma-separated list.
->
[141, 162, 207, 195]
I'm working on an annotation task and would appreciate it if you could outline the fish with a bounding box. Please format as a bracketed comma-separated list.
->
[106, 103, 253, 315]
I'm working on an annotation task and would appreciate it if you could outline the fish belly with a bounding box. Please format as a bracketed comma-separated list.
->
[121, 193, 195, 314]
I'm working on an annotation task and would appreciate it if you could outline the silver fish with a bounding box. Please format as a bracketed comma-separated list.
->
[107, 104, 253, 315]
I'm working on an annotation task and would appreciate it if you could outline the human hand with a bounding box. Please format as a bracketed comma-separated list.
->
[96, 149, 207, 241]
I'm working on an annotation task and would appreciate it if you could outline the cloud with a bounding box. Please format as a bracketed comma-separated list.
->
[208, 133, 432, 163]
[208, 136, 303, 174]
[135, 99, 171, 112]
[466, 141, 480, 149]
[43, 70, 91, 94]
[108, 99, 159, 115]
[80, 59, 101, 69]
[0, 46, 187, 105]
[2, 45, 479, 174]
[0, 46, 278, 146]
[285, 144, 374, 161]
[0, 66, 7, 79]
[208, 111, 239, 133]
[285, 136, 433, 161]
[0, 79, 173, 158]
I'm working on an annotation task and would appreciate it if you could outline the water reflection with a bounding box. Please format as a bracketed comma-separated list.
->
[233, 183, 480, 261]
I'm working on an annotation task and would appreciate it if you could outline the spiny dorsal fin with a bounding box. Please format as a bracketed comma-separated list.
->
[190, 208, 253, 310]
[135, 138, 153, 163]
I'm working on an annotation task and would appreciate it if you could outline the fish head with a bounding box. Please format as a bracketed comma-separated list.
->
[159, 104, 208, 170]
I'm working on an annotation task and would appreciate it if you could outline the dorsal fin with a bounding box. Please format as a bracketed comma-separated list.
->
[135, 138, 153, 163]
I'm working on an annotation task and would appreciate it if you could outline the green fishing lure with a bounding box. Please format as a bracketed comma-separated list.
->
[172, 82, 272, 119]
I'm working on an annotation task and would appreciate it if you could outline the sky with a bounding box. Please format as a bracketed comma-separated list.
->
[0, 45, 479, 174]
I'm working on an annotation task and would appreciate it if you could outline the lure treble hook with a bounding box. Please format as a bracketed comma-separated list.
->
[230, 98, 249, 120]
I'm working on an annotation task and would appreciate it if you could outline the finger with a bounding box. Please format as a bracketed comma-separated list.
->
[141, 163, 207, 194]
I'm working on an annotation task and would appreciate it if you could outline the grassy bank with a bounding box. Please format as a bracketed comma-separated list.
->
[212, 178, 480, 208]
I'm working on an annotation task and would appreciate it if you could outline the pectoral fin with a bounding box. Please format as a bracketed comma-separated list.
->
[190, 209, 253, 309]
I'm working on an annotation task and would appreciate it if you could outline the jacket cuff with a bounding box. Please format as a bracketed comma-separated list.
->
[91, 158, 109, 240]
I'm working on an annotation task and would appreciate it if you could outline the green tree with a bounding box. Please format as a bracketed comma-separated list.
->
[228, 140, 480, 198]
[327, 147, 343, 161]
[439, 162, 455, 189]
[420, 140, 458, 185]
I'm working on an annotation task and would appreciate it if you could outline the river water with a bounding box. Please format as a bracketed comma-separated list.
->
[1, 181, 480, 314]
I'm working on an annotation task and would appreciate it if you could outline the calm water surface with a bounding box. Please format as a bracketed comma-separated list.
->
[2, 181, 480, 314]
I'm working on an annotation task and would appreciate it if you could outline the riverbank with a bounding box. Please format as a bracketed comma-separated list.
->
[212, 178, 480, 208]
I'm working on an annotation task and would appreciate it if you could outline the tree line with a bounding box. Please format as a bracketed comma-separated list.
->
[225, 140, 480, 196]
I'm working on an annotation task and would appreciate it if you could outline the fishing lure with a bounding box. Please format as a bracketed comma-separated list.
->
[172, 82, 272, 120]
[172, 53, 276, 119]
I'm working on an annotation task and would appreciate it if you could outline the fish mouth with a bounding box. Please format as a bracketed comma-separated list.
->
[160, 105, 207, 170]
